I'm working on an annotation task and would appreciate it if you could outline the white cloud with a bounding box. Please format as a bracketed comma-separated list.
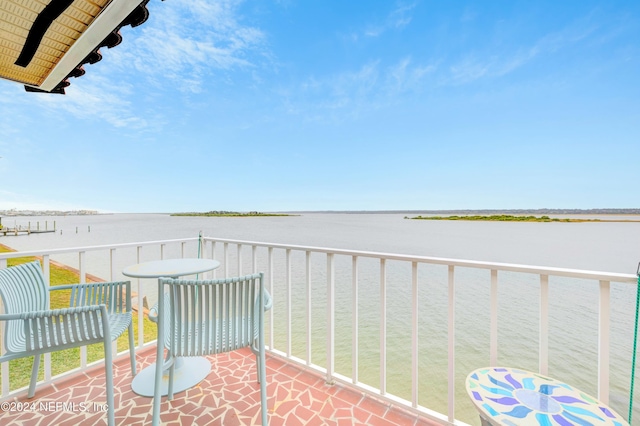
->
[37, 75, 147, 128]
[445, 14, 601, 86]
[111, 0, 266, 93]
[363, 2, 417, 38]
[283, 57, 435, 121]
[387, 57, 437, 93]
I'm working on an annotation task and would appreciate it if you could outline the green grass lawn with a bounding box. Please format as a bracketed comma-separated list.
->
[1, 245, 156, 391]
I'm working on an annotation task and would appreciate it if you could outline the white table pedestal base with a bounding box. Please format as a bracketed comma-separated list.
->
[131, 357, 211, 397]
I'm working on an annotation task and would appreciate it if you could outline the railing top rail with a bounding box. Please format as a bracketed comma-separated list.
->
[0, 235, 635, 283]
[202, 236, 638, 283]
[0, 237, 200, 259]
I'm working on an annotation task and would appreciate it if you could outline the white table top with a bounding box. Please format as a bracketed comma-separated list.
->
[122, 258, 220, 278]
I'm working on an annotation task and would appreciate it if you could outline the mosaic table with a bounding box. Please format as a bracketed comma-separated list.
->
[466, 367, 629, 426]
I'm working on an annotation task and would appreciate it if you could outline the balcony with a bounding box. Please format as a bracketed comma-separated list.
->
[1, 236, 637, 425]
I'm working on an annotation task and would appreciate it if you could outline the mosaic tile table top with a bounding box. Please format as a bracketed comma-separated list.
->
[466, 367, 629, 426]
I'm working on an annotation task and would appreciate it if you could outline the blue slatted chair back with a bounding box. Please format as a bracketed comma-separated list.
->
[0, 261, 49, 353]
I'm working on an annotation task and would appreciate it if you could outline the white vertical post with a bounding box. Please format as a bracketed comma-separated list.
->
[380, 259, 387, 395]
[252, 245, 257, 273]
[137, 246, 143, 347]
[79, 251, 87, 368]
[181, 241, 186, 258]
[447, 265, 455, 423]
[160, 244, 165, 260]
[109, 249, 116, 281]
[0, 259, 6, 396]
[286, 248, 292, 357]
[306, 251, 312, 365]
[598, 280, 611, 404]
[352, 256, 359, 384]
[326, 253, 335, 384]
[43, 255, 51, 383]
[109, 249, 117, 355]
[268, 247, 274, 350]
[224, 243, 229, 277]
[539, 274, 549, 375]
[411, 261, 419, 407]
[490, 269, 498, 366]
[79, 251, 86, 283]
[212, 241, 218, 279]
[200, 237, 208, 261]
[237, 244, 243, 276]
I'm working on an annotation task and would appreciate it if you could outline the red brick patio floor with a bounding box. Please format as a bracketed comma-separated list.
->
[0, 346, 440, 425]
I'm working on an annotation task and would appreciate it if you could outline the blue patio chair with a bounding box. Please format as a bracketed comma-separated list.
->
[151, 273, 271, 425]
[0, 260, 137, 426]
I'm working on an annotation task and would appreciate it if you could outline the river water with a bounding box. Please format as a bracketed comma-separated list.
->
[2, 213, 639, 424]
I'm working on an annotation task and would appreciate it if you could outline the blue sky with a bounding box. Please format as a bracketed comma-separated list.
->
[1, 0, 638, 213]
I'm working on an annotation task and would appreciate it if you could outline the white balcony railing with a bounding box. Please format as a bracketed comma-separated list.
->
[1, 236, 637, 425]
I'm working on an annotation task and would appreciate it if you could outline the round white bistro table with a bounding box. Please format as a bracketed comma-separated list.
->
[123, 258, 221, 397]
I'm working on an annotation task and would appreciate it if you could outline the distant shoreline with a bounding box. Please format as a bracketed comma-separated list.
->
[281, 208, 640, 215]
[3, 208, 640, 217]
[407, 214, 640, 223]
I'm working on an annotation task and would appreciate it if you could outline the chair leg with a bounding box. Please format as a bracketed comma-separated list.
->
[168, 355, 175, 400]
[128, 322, 137, 376]
[259, 348, 268, 425]
[251, 342, 261, 383]
[255, 353, 261, 384]
[104, 340, 115, 426]
[152, 344, 165, 426]
[28, 355, 41, 398]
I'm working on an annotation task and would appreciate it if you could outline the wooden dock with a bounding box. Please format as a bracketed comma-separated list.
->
[0, 228, 56, 236]
[0, 220, 57, 236]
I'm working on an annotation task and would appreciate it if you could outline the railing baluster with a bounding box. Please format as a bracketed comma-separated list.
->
[306, 251, 312, 366]
[223, 243, 229, 277]
[490, 269, 498, 366]
[540, 274, 549, 375]
[0, 258, 7, 396]
[137, 245, 143, 347]
[598, 279, 611, 403]
[326, 253, 335, 384]
[286, 248, 292, 357]
[237, 244, 243, 276]
[79, 251, 86, 283]
[109, 248, 117, 356]
[252, 245, 257, 273]
[352, 256, 359, 384]
[212, 241, 218, 279]
[79, 251, 87, 368]
[109, 249, 115, 281]
[447, 265, 455, 423]
[268, 247, 274, 350]
[43, 255, 51, 383]
[380, 258, 387, 395]
[411, 261, 418, 407]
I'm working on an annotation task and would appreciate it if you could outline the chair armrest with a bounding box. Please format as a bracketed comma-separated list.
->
[263, 288, 273, 311]
[148, 303, 159, 323]
[0, 305, 105, 321]
[0, 305, 110, 353]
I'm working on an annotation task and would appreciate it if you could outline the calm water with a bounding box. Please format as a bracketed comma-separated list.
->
[2, 213, 640, 424]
